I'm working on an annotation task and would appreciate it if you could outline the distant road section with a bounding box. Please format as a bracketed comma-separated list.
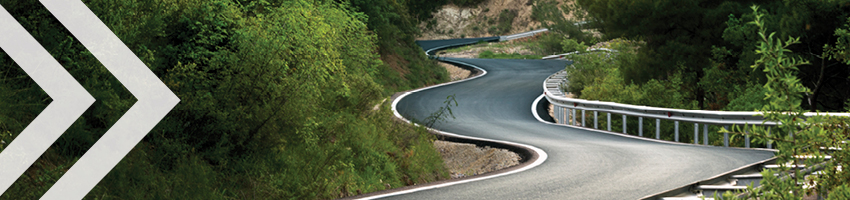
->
[414, 37, 500, 55]
[388, 39, 775, 199]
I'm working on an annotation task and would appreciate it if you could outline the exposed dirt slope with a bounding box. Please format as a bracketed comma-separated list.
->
[417, 0, 573, 40]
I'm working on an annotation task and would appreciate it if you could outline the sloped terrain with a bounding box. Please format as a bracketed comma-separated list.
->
[417, 0, 574, 40]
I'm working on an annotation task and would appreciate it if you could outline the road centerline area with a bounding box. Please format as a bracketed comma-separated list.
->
[390, 48, 774, 199]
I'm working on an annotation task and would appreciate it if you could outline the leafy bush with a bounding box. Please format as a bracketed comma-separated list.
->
[725, 7, 850, 199]
[722, 84, 769, 111]
[451, 0, 485, 7]
[566, 40, 699, 142]
[0, 0, 449, 199]
[829, 185, 850, 200]
[489, 9, 517, 35]
[564, 51, 614, 96]
[532, 0, 592, 43]
[532, 33, 565, 55]
[561, 38, 588, 53]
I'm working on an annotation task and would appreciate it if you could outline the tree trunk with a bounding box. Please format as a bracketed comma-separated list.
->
[810, 58, 826, 112]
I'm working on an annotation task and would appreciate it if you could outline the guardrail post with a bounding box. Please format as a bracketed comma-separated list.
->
[561, 107, 566, 124]
[607, 113, 611, 131]
[563, 107, 567, 124]
[674, 121, 679, 142]
[563, 108, 567, 124]
[724, 125, 730, 147]
[704, 124, 708, 145]
[561, 107, 565, 124]
[572, 109, 577, 126]
[655, 119, 660, 139]
[581, 110, 586, 127]
[638, 117, 643, 137]
[555, 106, 561, 124]
[745, 130, 750, 148]
[554, 106, 559, 124]
[694, 123, 699, 144]
[594, 111, 598, 129]
[622, 115, 627, 134]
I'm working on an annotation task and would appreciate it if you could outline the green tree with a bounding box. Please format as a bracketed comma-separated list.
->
[532, 0, 590, 41]
[726, 6, 849, 199]
[721, 0, 850, 112]
[0, 0, 449, 199]
[577, 0, 769, 109]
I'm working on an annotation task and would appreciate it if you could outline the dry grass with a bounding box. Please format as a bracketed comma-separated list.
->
[437, 40, 537, 58]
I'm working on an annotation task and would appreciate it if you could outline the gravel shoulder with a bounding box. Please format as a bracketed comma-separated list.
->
[433, 140, 521, 179]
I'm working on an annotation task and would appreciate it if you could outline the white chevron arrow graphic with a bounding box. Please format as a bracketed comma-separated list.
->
[38, 0, 180, 199]
[0, 1, 180, 199]
[0, 3, 96, 195]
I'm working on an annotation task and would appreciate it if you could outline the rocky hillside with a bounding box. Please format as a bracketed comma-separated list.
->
[417, 0, 573, 40]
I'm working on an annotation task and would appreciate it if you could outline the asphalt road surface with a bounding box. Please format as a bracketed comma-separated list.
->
[392, 44, 775, 199]
[414, 37, 501, 51]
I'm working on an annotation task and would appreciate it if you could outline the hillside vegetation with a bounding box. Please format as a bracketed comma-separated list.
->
[417, 0, 569, 40]
[538, 0, 849, 198]
[0, 0, 456, 199]
[570, 0, 849, 112]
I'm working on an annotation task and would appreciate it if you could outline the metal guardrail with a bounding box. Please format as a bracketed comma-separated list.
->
[419, 29, 551, 56]
[541, 48, 616, 60]
[639, 157, 777, 200]
[499, 21, 592, 42]
[422, 37, 501, 56]
[543, 58, 850, 148]
[543, 49, 847, 200]
[499, 28, 549, 42]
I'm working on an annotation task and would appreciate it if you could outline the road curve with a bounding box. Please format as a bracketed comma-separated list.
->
[390, 40, 775, 199]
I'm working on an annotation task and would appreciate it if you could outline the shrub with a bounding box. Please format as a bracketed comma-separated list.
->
[494, 9, 518, 35]
[562, 38, 588, 53]
[532, 33, 564, 55]
[451, 0, 485, 7]
[0, 0, 450, 199]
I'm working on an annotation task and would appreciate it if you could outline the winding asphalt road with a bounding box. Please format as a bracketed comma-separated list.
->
[389, 39, 775, 199]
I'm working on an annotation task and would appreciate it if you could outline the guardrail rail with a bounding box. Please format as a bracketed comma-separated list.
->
[499, 28, 549, 42]
[544, 69, 850, 148]
[544, 52, 847, 199]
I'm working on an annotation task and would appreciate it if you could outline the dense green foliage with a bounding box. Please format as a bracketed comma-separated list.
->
[723, 7, 850, 199]
[564, 40, 721, 144]
[487, 9, 518, 35]
[576, 0, 850, 111]
[561, 2, 850, 198]
[532, 0, 593, 43]
[530, 0, 600, 58]
[0, 0, 450, 199]
[347, 0, 451, 92]
[550, 1, 850, 196]
[559, 0, 850, 150]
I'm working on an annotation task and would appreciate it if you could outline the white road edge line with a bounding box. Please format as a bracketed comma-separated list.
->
[532, 94, 777, 152]
[367, 59, 548, 200]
